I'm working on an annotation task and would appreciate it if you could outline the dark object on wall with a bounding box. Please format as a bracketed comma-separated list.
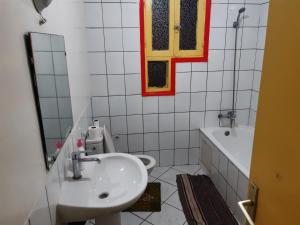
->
[148, 61, 168, 88]
[32, 0, 53, 13]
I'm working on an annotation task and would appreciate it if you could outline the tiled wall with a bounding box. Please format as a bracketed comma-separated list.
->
[200, 131, 249, 224]
[24, 106, 92, 225]
[85, 0, 269, 166]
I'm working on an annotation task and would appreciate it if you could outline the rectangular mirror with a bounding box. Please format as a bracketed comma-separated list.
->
[26, 32, 73, 170]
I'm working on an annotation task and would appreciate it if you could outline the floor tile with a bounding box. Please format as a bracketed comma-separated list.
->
[140, 221, 153, 225]
[172, 165, 201, 174]
[165, 191, 183, 211]
[150, 166, 170, 178]
[158, 168, 182, 186]
[148, 175, 156, 182]
[146, 203, 186, 225]
[160, 180, 177, 201]
[132, 211, 152, 220]
[121, 212, 144, 225]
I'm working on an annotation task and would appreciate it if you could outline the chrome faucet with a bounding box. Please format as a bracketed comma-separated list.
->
[218, 111, 236, 128]
[72, 150, 101, 180]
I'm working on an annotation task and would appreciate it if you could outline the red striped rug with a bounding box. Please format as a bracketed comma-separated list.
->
[176, 174, 239, 225]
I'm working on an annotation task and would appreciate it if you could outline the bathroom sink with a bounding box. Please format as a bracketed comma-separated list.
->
[57, 153, 148, 223]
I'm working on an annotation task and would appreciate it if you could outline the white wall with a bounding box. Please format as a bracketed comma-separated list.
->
[0, 0, 90, 224]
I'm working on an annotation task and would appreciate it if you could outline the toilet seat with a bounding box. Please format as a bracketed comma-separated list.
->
[135, 154, 156, 171]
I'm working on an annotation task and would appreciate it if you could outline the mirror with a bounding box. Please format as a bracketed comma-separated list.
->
[26, 32, 73, 170]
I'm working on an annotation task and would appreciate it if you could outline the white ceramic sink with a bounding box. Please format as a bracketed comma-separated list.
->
[58, 153, 148, 223]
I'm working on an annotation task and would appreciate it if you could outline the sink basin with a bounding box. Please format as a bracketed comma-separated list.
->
[57, 153, 148, 223]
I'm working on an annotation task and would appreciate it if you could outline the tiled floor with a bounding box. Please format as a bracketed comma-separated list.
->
[86, 165, 207, 225]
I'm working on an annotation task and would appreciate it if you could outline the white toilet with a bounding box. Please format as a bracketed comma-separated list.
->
[103, 125, 156, 174]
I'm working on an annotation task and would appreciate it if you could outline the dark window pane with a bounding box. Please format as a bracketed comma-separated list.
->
[152, 0, 169, 50]
[148, 61, 168, 87]
[180, 0, 198, 50]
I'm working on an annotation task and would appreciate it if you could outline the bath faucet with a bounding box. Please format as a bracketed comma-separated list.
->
[72, 150, 101, 180]
[218, 111, 236, 128]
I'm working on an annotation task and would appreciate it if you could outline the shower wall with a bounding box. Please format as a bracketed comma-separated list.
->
[85, 0, 269, 166]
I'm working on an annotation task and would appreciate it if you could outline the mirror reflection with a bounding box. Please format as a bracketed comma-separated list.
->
[27, 32, 73, 169]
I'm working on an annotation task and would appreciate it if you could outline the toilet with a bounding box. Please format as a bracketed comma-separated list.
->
[103, 125, 156, 174]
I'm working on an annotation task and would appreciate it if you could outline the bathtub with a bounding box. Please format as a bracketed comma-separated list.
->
[200, 126, 254, 177]
[199, 126, 254, 223]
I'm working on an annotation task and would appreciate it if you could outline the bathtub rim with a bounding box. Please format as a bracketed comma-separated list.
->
[200, 126, 254, 178]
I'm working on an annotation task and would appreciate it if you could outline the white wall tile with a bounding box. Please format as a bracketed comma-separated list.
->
[236, 90, 251, 109]
[160, 150, 174, 167]
[251, 91, 259, 111]
[113, 134, 128, 153]
[126, 95, 142, 115]
[189, 148, 200, 164]
[210, 4, 228, 27]
[128, 134, 143, 152]
[125, 74, 141, 95]
[143, 97, 158, 114]
[225, 28, 242, 50]
[259, 3, 269, 27]
[207, 71, 223, 91]
[103, 3, 122, 27]
[85, 3, 103, 27]
[175, 113, 189, 131]
[91, 75, 108, 96]
[108, 75, 125, 95]
[236, 109, 250, 125]
[159, 132, 174, 150]
[228, 161, 239, 190]
[257, 27, 267, 49]
[191, 92, 206, 111]
[209, 28, 226, 49]
[175, 131, 189, 149]
[190, 112, 205, 130]
[123, 28, 140, 51]
[176, 63, 191, 73]
[176, 73, 191, 92]
[159, 114, 174, 132]
[192, 62, 207, 71]
[124, 52, 141, 73]
[127, 115, 143, 133]
[144, 133, 159, 151]
[243, 4, 261, 27]
[88, 52, 106, 74]
[208, 50, 224, 71]
[111, 116, 127, 135]
[106, 52, 124, 74]
[206, 92, 221, 110]
[143, 114, 159, 132]
[191, 72, 207, 92]
[175, 149, 188, 165]
[109, 96, 126, 116]
[159, 96, 174, 113]
[104, 28, 123, 51]
[86, 29, 105, 51]
[175, 93, 190, 112]
[242, 28, 258, 49]
[121, 3, 140, 27]
[189, 130, 200, 148]
[237, 172, 249, 199]
[240, 50, 256, 70]
[222, 71, 234, 91]
[92, 97, 109, 116]
[238, 71, 253, 90]
[252, 71, 261, 91]
[205, 111, 220, 127]
[221, 91, 233, 110]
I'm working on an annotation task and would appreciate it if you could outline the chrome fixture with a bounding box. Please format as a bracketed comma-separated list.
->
[72, 150, 101, 180]
[218, 111, 236, 127]
[220, 7, 246, 128]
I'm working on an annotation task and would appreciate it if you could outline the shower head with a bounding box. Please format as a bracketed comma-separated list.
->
[233, 7, 246, 28]
[239, 7, 246, 14]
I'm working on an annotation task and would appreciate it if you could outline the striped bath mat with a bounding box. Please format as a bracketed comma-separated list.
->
[176, 174, 238, 225]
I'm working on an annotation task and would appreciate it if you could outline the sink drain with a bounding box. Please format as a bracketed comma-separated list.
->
[98, 192, 109, 199]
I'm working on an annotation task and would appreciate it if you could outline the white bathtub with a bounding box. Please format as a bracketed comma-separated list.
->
[200, 126, 254, 177]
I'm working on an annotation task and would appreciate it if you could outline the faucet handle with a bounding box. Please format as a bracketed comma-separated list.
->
[71, 150, 92, 160]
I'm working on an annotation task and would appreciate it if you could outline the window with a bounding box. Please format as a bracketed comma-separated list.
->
[140, 0, 211, 96]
